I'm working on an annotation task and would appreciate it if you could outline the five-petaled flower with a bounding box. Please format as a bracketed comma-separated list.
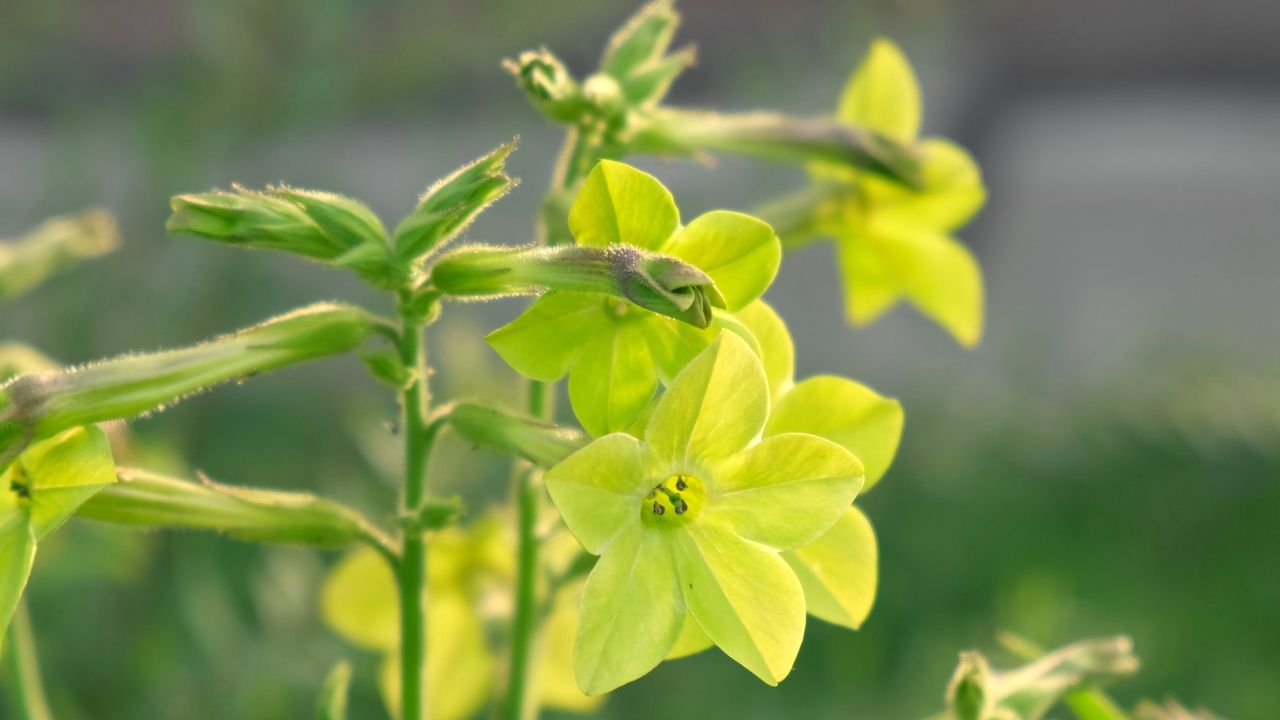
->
[488, 160, 781, 437]
[771, 37, 987, 346]
[545, 332, 865, 693]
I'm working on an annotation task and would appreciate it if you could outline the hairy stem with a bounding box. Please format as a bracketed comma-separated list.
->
[2, 603, 54, 720]
[396, 292, 432, 720]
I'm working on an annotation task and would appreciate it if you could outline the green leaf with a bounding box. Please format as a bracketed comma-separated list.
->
[645, 333, 769, 466]
[837, 37, 922, 143]
[574, 522, 683, 694]
[673, 520, 805, 685]
[569, 161, 679, 251]
[449, 402, 586, 468]
[867, 138, 986, 232]
[782, 506, 878, 630]
[568, 323, 658, 437]
[766, 376, 903, 490]
[16, 425, 117, 539]
[321, 547, 398, 651]
[393, 140, 517, 265]
[734, 300, 795, 398]
[0, 507, 35, 650]
[661, 211, 781, 312]
[315, 661, 352, 720]
[544, 433, 648, 554]
[706, 432, 863, 550]
[486, 292, 609, 382]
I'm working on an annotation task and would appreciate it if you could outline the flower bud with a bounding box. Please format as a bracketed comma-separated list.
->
[449, 401, 586, 468]
[0, 208, 120, 302]
[502, 48, 587, 124]
[79, 469, 382, 548]
[0, 303, 384, 465]
[633, 109, 924, 189]
[430, 244, 725, 328]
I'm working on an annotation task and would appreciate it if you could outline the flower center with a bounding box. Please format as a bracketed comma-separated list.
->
[640, 473, 705, 526]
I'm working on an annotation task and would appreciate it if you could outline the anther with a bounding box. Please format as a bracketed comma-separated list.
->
[652, 501, 665, 515]
[675, 477, 688, 491]
[675, 500, 688, 515]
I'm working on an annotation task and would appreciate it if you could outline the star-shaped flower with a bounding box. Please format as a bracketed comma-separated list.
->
[488, 160, 781, 437]
[772, 38, 987, 346]
[545, 332, 864, 693]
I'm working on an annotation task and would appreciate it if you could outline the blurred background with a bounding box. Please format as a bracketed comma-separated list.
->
[2, 0, 1278, 718]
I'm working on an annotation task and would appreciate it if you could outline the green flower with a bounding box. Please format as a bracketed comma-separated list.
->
[0, 426, 116, 645]
[660, 300, 900, 662]
[321, 517, 599, 719]
[545, 333, 864, 693]
[488, 160, 781, 436]
[768, 38, 987, 346]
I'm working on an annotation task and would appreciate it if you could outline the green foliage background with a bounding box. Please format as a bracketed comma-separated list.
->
[2, 0, 1277, 717]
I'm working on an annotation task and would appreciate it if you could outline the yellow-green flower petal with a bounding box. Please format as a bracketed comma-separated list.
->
[645, 332, 768, 466]
[536, 579, 605, 712]
[673, 520, 805, 685]
[865, 138, 986, 232]
[836, 228, 904, 327]
[707, 432, 863, 550]
[0, 507, 35, 648]
[878, 221, 984, 347]
[660, 210, 780, 312]
[836, 37, 921, 143]
[766, 376, 903, 490]
[734, 300, 795, 398]
[544, 433, 649, 554]
[377, 590, 493, 720]
[569, 160, 679, 251]
[486, 291, 610, 382]
[16, 425, 117, 539]
[666, 614, 714, 660]
[783, 506, 878, 630]
[574, 523, 683, 694]
[567, 322, 659, 437]
[321, 547, 398, 651]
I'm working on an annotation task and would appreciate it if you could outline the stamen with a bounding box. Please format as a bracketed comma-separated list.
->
[652, 501, 665, 515]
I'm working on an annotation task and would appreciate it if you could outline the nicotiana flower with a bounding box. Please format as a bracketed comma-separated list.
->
[321, 516, 600, 720]
[0, 425, 116, 645]
[766, 38, 987, 346]
[488, 160, 781, 437]
[545, 333, 865, 693]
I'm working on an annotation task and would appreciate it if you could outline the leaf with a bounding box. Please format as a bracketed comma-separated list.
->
[574, 523, 683, 694]
[567, 323, 658, 437]
[0, 507, 36, 650]
[486, 292, 610, 382]
[673, 520, 805, 685]
[837, 37, 922, 143]
[321, 547, 398, 651]
[314, 661, 352, 720]
[569, 161, 679, 251]
[707, 433, 863, 550]
[782, 506, 878, 630]
[393, 140, 517, 264]
[766, 376, 903, 490]
[645, 333, 769, 467]
[661, 211, 781, 312]
[544, 433, 649, 555]
[734, 300, 795, 398]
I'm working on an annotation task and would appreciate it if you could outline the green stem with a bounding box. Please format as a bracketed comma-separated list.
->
[504, 122, 596, 719]
[396, 292, 432, 720]
[2, 603, 54, 720]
